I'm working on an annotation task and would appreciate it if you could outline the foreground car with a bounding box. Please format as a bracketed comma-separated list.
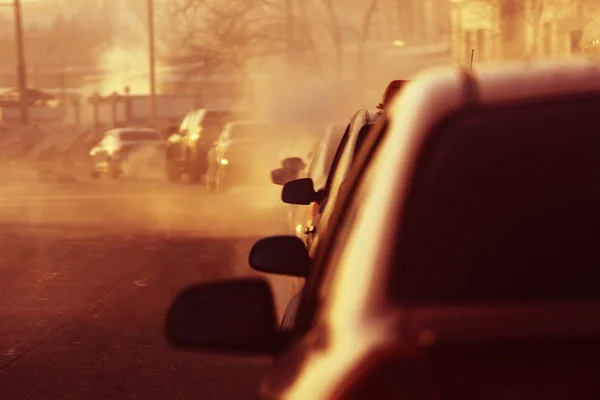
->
[89, 127, 164, 179]
[166, 59, 600, 399]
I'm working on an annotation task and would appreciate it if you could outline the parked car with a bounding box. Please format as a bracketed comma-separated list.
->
[279, 80, 410, 251]
[269, 110, 382, 331]
[272, 122, 347, 239]
[166, 59, 600, 399]
[89, 127, 164, 179]
[165, 108, 250, 183]
[283, 109, 381, 252]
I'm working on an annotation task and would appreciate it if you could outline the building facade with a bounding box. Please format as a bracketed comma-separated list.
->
[451, 0, 600, 65]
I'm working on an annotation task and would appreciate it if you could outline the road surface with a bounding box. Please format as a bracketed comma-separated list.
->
[0, 165, 297, 400]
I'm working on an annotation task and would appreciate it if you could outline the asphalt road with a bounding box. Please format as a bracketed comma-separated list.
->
[0, 164, 297, 400]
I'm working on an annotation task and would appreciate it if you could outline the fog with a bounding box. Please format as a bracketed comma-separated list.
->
[0, 0, 457, 248]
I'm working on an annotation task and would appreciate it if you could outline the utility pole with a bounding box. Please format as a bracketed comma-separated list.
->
[147, 0, 157, 127]
[1, 0, 29, 124]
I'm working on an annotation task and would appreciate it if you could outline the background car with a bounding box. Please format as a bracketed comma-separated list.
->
[205, 120, 299, 192]
[165, 108, 250, 183]
[89, 127, 164, 179]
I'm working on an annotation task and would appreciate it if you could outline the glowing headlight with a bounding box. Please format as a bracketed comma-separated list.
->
[220, 158, 229, 165]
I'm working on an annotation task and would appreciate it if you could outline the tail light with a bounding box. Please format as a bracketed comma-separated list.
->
[334, 346, 441, 400]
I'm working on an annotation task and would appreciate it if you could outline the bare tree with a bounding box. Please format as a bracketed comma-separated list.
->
[165, 0, 288, 76]
[356, 0, 381, 90]
[163, 0, 390, 90]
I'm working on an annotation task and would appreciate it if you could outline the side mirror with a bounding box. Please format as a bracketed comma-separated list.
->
[165, 278, 280, 356]
[281, 157, 306, 171]
[249, 236, 310, 277]
[282, 178, 317, 205]
[271, 167, 298, 185]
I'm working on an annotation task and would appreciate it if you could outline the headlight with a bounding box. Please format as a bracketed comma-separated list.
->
[220, 158, 229, 165]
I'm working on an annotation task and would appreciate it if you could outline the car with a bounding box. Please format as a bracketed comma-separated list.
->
[272, 122, 347, 239]
[205, 120, 303, 192]
[282, 109, 382, 252]
[165, 108, 250, 183]
[272, 110, 385, 331]
[280, 80, 410, 252]
[89, 127, 164, 179]
[166, 58, 600, 399]
[272, 85, 411, 330]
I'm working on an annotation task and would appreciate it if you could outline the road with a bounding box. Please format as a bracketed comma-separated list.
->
[0, 164, 297, 400]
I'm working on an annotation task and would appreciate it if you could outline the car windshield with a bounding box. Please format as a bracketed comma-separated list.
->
[119, 130, 161, 141]
[202, 111, 247, 139]
[229, 123, 278, 140]
[391, 99, 600, 305]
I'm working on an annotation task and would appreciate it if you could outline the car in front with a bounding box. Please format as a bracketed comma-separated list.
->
[206, 121, 305, 192]
[89, 127, 164, 179]
[165, 108, 250, 183]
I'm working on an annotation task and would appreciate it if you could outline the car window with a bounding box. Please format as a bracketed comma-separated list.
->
[390, 97, 600, 305]
[353, 124, 374, 160]
[201, 111, 244, 140]
[229, 123, 276, 140]
[320, 120, 372, 213]
[321, 124, 350, 193]
[307, 137, 328, 179]
[324, 128, 346, 173]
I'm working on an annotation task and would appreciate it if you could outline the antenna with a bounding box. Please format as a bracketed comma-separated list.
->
[470, 49, 475, 70]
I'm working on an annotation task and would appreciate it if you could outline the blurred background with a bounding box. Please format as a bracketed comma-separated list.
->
[0, 0, 594, 131]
